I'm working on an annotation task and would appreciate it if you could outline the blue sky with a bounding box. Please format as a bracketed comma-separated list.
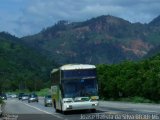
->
[0, 0, 160, 37]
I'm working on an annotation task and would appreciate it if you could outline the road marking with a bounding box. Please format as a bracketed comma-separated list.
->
[132, 108, 158, 113]
[105, 111, 120, 114]
[139, 109, 158, 113]
[21, 102, 63, 119]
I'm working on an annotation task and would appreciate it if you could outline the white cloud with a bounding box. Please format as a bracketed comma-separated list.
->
[0, 0, 160, 37]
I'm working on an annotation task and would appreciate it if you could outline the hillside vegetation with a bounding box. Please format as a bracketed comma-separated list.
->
[22, 15, 160, 64]
[0, 32, 56, 92]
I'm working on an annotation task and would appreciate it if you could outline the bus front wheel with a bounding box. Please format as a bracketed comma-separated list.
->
[53, 101, 58, 112]
[91, 109, 96, 113]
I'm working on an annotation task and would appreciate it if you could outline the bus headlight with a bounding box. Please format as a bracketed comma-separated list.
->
[92, 103, 98, 106]
[66, 105, 72, 109]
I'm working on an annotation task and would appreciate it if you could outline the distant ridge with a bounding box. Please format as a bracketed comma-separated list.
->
[20, 14, 160, 64]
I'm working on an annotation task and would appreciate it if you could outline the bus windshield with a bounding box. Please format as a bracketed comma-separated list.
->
[61, 78, 98, 98]
[61, 69, 96, 79]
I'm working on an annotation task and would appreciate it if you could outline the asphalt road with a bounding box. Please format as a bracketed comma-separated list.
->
[1, 98, 160, 120]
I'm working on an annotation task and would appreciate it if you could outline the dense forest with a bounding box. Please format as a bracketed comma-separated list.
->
[97, 54, 160, 103]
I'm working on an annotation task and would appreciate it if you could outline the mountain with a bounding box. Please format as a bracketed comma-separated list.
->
[144, 44, 160, 59]
[0, 32, 56, 92]
[149, 15, 160, 26]
[21, 15, 160, 64]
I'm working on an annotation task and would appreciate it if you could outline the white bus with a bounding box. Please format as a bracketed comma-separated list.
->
[51, 64, 99, 113]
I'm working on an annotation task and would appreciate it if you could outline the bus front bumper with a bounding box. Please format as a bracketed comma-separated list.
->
[62, 101, 99, 111]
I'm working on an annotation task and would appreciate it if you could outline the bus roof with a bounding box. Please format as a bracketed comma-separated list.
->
[60, 64, 96, 70]
[51, 69, 59, 74]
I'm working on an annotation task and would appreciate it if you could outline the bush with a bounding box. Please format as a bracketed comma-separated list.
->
[36, 88, 50, 96]
[131, 96, 152, 103]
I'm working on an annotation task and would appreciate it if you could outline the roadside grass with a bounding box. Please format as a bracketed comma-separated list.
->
[6, 88, 50, 96]
[104, 96, 158, 104]
[36, 88, 50, 96]
[118, 96, 153, 103]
